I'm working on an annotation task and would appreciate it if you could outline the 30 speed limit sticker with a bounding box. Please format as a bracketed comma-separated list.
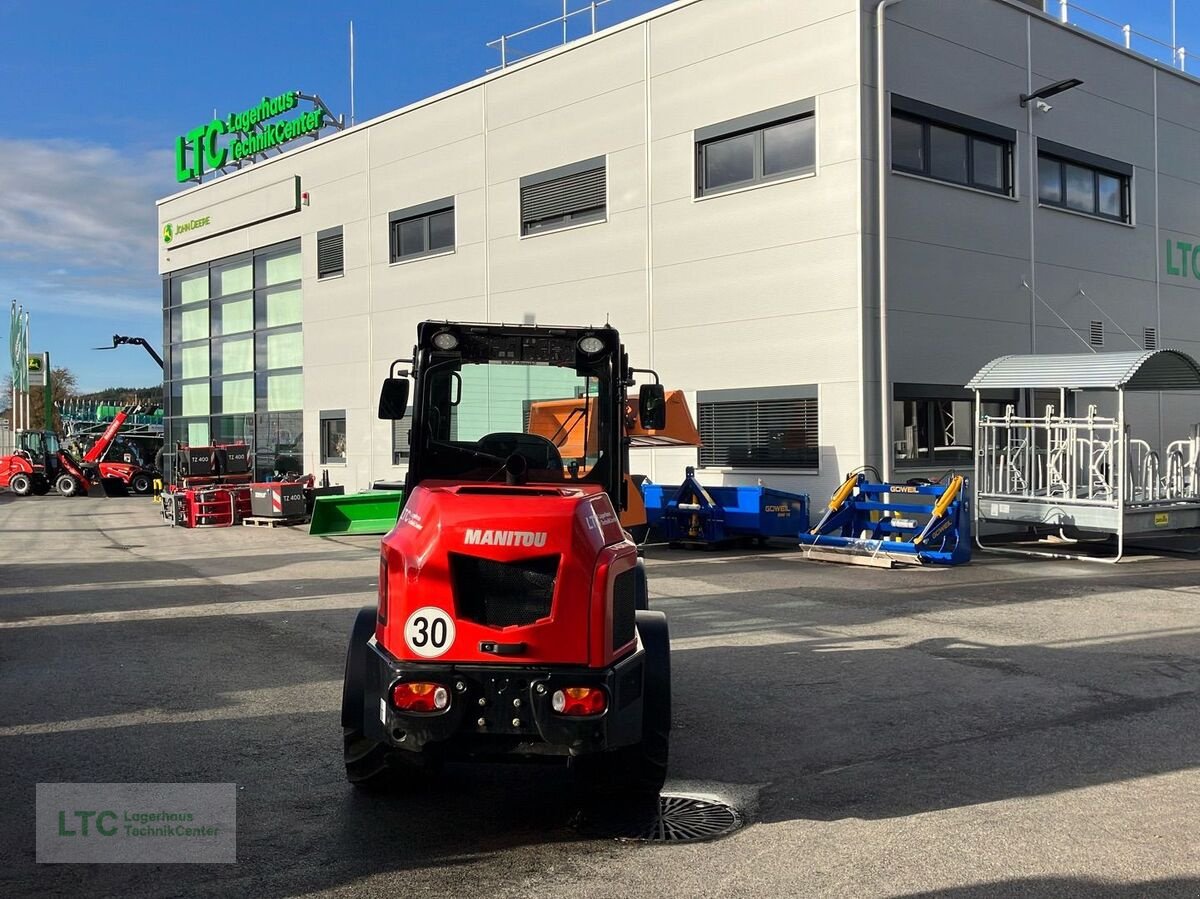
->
[403, 607, 456, 658]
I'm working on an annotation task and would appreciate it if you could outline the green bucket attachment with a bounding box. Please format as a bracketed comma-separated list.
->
[308, 490, 404, 537]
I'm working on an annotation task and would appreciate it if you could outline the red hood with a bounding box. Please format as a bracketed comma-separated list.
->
[377, 482, 631, 667]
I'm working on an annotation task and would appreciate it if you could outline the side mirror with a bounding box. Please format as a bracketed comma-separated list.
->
[378, 378, 410, 420]
[638, 383, 666, 431]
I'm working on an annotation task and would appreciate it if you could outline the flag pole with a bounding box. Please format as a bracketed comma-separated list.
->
[23, 310, 31, 432]
[43, 352, 52, 432]
[15, 304, 24, 432]
[8, 301, 16, 433]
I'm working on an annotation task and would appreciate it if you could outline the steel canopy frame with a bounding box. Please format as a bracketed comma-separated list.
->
[968, 350, 1200, 563]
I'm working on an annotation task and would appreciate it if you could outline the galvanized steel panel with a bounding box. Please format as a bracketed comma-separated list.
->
[965, 350, 1200, 391]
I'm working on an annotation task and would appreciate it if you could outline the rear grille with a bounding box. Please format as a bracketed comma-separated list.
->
[612, 569, 636, 649]
[449, 553, 559, 627]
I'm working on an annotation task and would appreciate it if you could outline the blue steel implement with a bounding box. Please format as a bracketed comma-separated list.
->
[799, 473, 971, 566]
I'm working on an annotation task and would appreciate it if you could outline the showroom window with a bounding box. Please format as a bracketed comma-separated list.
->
[1037, 139, 1131, 223]
[389, 198, 455, 262]
[695, 99, 816, 197]
[317, 226, 344, 279]
[163, 239, 303, 482]
[697, 386, 818, 470]
[321, 410, 347, 464]
[890, 96, 1014, 196]
[256, 412, 303, 479]
[893, 385, 1011, 466]
[520, 157, 606, 235]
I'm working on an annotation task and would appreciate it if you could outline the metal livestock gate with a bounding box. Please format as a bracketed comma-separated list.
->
[968, 350, 1200, 562]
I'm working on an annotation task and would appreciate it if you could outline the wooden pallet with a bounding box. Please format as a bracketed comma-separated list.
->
[241, 516, 310, 528]
[797, 546, 923, 569]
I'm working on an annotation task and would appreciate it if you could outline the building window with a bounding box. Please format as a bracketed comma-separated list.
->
[1037, 139, 1131, 222]
[1090, 320, 1104, 347]
[163, 239, 303, 482]
[695, 99, 816, 197]
[520, 157, 606, 235]
[320, 410, 347, 464]
[1144, 327, 1158, 350]
[317, 226, 344, 279]
[257, 411, 303, 479]
[697, 386, 818, 470]
[389, 198, 454, 262]
[893, 385, 1011, 467]
[392, 417, 410, 465]
[890, 96, 1014, 196]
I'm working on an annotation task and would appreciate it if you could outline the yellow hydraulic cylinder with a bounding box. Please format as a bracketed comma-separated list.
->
[913, 475, 962, 545]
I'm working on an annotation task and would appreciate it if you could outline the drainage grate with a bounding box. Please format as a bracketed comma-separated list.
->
[573, 794, 742, 843]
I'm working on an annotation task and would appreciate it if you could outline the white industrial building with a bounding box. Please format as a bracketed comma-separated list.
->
[157, 0, 1200, 501]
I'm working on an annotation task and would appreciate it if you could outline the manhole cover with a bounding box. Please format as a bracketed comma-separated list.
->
[573, 793, 742, 843]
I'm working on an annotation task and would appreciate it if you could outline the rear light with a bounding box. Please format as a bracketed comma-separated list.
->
[391, 682, 449, 713]
[551, 686, 607, 717]
[377, 554, 388, 624]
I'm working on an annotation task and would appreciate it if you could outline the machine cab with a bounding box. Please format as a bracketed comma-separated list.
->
[17, 430, 60, 472]
[381, 323, 626, 508]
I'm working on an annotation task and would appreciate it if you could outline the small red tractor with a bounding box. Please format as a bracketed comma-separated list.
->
[0, 430, 92, 497]
[342, 321, 671, 796]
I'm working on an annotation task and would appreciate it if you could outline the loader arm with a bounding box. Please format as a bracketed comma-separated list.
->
[82, 405, 134, 463]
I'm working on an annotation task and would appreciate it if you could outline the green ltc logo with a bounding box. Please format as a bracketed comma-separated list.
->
[175, 90, 324, 182]
[1166, 239, 1200, 280]
[163, 223, 173, 244]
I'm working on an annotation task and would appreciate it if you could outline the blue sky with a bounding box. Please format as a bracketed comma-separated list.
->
[0, 0, 1193, 395]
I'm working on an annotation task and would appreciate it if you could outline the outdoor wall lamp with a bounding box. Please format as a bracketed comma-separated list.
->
[1020, 77, 1084, 107]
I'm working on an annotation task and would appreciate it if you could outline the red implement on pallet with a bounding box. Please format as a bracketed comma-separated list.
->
[161, 443, 255, 527]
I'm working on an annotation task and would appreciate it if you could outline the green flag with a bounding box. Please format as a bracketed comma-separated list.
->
[17, 310, 28, 393]
[8, 301, 16, 376]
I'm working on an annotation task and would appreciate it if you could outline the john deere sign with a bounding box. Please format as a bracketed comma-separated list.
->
[162, 217, 211, 245]
[175, 91, 326, 183]
[160, 176, 300, 248]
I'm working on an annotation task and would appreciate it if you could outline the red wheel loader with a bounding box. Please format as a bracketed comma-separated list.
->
[0, 430, 91, 497]
[342, 321, 671, 796]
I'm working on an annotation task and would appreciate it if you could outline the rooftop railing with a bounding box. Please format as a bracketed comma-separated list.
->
[1056, 1, 1187, 71]
[486, 1, 613, 71]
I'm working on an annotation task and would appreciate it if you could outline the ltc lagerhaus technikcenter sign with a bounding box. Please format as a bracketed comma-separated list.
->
[174, 91, 324, 183]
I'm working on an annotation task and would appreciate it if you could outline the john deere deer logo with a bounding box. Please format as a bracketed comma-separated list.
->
[163, 223, 173, 244]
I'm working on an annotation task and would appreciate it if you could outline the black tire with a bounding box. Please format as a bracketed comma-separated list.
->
[574, 610, 670, 797]
[9, 473, 32, 496]
[341, 607, 434, 790]
[31, 478, 51, 496]
[342, 607, 392, 787]
[56, 474, 81, 497]
[131, 473, 153, 495]
[633, 558, 649, 612]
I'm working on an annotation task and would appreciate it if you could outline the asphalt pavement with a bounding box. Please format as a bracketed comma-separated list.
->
[2, 491, 1199, 897]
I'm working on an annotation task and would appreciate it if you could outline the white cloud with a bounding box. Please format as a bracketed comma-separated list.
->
[0, 139, 171, 317]
[0, 139, 170, 263]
